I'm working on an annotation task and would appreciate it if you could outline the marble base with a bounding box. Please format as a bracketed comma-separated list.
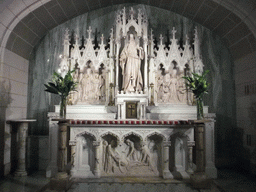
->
[71, 170, 95, 178]
[50, 175, 72, 191]
[14, 170, 27, 177]
[190, 173, 211, 189]
[172, 171, 190, 180]
[205, 167, 218, 179]
[163, 170, 173, 179]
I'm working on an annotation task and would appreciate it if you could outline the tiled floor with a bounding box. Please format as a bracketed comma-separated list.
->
[0, 169, 256, 192]
[0, 171, 49, 192]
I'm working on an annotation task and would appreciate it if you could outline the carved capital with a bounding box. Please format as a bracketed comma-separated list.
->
[69, 140, 77, 146]
[187, 141, 195, 147]
[163, 141, 172, 147]
[93, 141, 101, 146]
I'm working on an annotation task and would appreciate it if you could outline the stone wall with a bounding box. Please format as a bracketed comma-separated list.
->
[235, 51, 256, 173]
[0, 48, 29, 176]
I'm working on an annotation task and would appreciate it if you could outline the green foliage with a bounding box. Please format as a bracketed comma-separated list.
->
[44, 69, 78, 98]
[182, 70, 210, 99]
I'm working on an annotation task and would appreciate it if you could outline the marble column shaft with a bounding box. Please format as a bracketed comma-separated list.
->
[58, 121, 68, 172]
[14, 123, 28, 176]
[93, 141, 101, 178]
[7, 119, 36, 177]
[69, 140, 77, 175]
[115, 41, 120, 94]
[195, 123, 205, 173]
[163, 141, 173, 179]
[143, 38, 148, 93]
[187, 141, 195, 173]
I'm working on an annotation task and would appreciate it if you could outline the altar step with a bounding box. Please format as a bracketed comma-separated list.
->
[147, 104, 208, 114]
[53, 105, 116, 119]
[55, 105, 110, 113]
[147, 113, 197, 120]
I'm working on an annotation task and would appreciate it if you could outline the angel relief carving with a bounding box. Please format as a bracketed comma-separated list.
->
[69, 64, 106, 104]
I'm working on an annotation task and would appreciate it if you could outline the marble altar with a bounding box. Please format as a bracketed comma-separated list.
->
[46, 7, 217, 180]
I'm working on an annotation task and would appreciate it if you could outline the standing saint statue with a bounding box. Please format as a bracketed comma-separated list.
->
[120, 34, 144, 92]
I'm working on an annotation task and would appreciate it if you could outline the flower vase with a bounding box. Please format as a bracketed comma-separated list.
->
[196, 97, 204, 120]
[60, 96, 67, 119]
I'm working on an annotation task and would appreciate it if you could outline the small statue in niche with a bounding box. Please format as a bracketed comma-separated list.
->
[156, 74, 164, 102]
[162, 74, 171, 103]
[168, 69, 179, 103]
[177, 72, 187, 103]
[84, 68, 93, 101]
[120, 34, 144, 92]
[99, 74, 106, 100]
[102, 140, 108, 167]
[93, 74, 101, 101]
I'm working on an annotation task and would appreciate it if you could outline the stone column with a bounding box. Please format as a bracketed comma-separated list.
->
[162, 141, 173, 179]
[190, 120, 211, 189]
[49, 119, 70, 191]
[69, 140, 77, 176]
[204, 114, 217, 178]
[143, 38, 148, 93]
[93, 141, 101, 178]
[115, 40, 121, 94]
[58, 121, 68, 173]
[187, 141, 195, 174]
[117, 104, 121, 119]
[7, 119, 36, 177]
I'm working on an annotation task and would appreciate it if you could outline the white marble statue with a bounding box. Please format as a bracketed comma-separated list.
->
[169, 69, 179, 103]
[120, 34, 144, 92]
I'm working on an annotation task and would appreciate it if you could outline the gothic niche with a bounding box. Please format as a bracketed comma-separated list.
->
[75, 134, 95, 177]
[101, 133, 161, 176]
[169, 133, 189, 179]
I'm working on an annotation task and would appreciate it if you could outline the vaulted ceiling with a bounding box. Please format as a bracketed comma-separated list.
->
[1, 0, 256, 61]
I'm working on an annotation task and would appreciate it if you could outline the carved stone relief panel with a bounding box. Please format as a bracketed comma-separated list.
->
[156, 68, 188, 104]
[69, 64, 106, 105]
[101, 133, 161, 176]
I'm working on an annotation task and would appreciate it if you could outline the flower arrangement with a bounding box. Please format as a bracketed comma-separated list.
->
[44, 69, 77, 118]
[183, 70, 209, 119]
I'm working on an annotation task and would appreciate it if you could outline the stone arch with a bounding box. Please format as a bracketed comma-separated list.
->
[75, 131, 97, 141]
[1, 1, 256, 62]
[171, 60, 179, 70]
[75, 131, 96, 174]
[121, 132, 143, 142]
[145, 131, 167, 141]
[100, 131, 120, 142]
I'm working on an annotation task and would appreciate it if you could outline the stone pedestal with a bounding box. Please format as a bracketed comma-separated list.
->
[50, 119, 71, 190]
[190, 120, 211, 189]
[7, 119, 36, 177]
[51, 119, 70, 177]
